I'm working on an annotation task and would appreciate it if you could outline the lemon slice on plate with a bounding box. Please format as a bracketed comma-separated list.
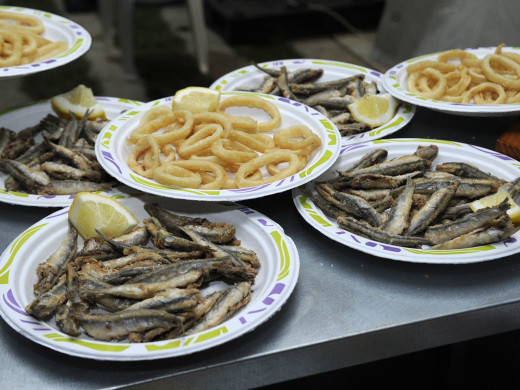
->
[348, 93, 398, 127]
[172, 86, 220, 114]
[469, 190, 520, 225]
[51, 84, 106, 120]
[68, 192, 139, 239]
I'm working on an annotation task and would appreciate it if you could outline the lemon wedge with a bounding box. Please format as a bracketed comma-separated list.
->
[469, 189, 520, 225]
[172, 86, 220, 114]
[68, 192, 139, 239]
[51, 84, 106, 120]
[348, 93, 398, 127]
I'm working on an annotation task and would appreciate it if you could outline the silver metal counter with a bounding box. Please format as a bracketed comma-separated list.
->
[1, 107, 520, 389]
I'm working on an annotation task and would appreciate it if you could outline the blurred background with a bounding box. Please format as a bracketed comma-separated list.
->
[2, 0, 520, 388]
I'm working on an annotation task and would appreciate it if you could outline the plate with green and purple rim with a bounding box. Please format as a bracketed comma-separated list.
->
[0, 97, 145, 207]
[293, 138, 520, 264]
[0, 189, 299, 360]
[383, 46, 520, 116]
[0, 6, 91, 78]
[96, 91, 341, 202]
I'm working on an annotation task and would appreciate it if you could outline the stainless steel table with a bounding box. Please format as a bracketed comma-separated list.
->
[1, 107, 520, 389]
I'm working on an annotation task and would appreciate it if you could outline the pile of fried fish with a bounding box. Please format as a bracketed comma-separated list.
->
[0, 111, 114, 195]
[26, 203, 260, 343]
[308, 145, 520, 249]
[238, 64, 383, 136]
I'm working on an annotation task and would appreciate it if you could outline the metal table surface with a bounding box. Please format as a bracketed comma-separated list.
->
[1, 107, 520, 389]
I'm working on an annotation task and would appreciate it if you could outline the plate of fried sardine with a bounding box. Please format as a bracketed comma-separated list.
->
[0, 190, 299, 360]
[210, 58, 415, 145]
[0, 97, 144, 207]
[293, 139, 520, 263]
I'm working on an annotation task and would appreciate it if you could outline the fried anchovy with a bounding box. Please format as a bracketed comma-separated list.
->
[25, 275, 67, 320]
[34, 222, 78, 295]
[0, 158, 51, 192]
[38, 180, 112, 195]
[337, 216, 432, 248]
[41, 161, 104, 182]
[500, 177, 520, 200]
[0, 127, 14, 156]
[432, 215, 519, 249]
[186, 281, 252, 335]
[343, 149, 388, 174]
[413, 178, 500, 199]
[435, 162, 507, 183]
[333, 171, 420, 190]
[277, 66, 299, 101]
[308, 189, 349, 219]
[122, 288, 202, 313]
[381, 178, 415, 235]
[405, 184, 458, 236]
[340, 154, 431, 177]
[316, 183, 382, 227]
[78, 309, 182, 342]
[289, 74, 364, 95]
[413, 144, 439, 161]
[424, 199, 511, 244]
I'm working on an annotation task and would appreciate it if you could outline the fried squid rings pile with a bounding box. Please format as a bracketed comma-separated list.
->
[406, 44, 520, 104]
[127, 95, 322, 189]
[0, 10, 68, 67]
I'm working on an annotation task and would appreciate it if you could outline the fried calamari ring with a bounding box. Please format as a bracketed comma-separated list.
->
[461, 82, 506, 104]
[128, 135, 161, 178]
[228, 130, 275, 153]
[153, 163, 202, 188]
[192, 112, 232, 138]
[0, 30, 22, 67]
[217, 95, 282, 132]
[150, 109, 194, 144]
[406, 60, 456, 74]
[437, 49, 478, 64]
[410, 68, 447, 99]
[154, 160, 226, 189]
[235, 150, 301, 188]
[0, 11, 44, 34]
[177, 123, 224, 158]
[128, 105, 176, 144]
[444, 68, 472, 96]
[210, 139, 258, 163]
[273, 125, 322, 150]
[481, 54, 520, 89]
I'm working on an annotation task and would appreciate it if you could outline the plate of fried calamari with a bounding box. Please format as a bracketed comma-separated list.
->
[383, 45, 520, 116]
[0, 97, 144, 207]
[293, 139, 520, 264]
[0, 190, 299, 360]
[0, 7, 92, 78]
[210, 58, 415, 145]
[96, 91, 341, 202]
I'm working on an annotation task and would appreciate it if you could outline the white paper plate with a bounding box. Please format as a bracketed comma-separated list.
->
[0, 190, 299, 360]
[383, 46, 520, 116]
[293, 138, 520, 264]
[0, 97, 145, 207]
[0, 6, 91, 78]
[210, 58, 415, 145]
[96, 91, 341, 202]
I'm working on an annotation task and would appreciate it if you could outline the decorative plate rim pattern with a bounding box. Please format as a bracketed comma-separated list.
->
[0, 191, 300, 360]
[209, 58, 415, 145]
[292, 138, 520, 264]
